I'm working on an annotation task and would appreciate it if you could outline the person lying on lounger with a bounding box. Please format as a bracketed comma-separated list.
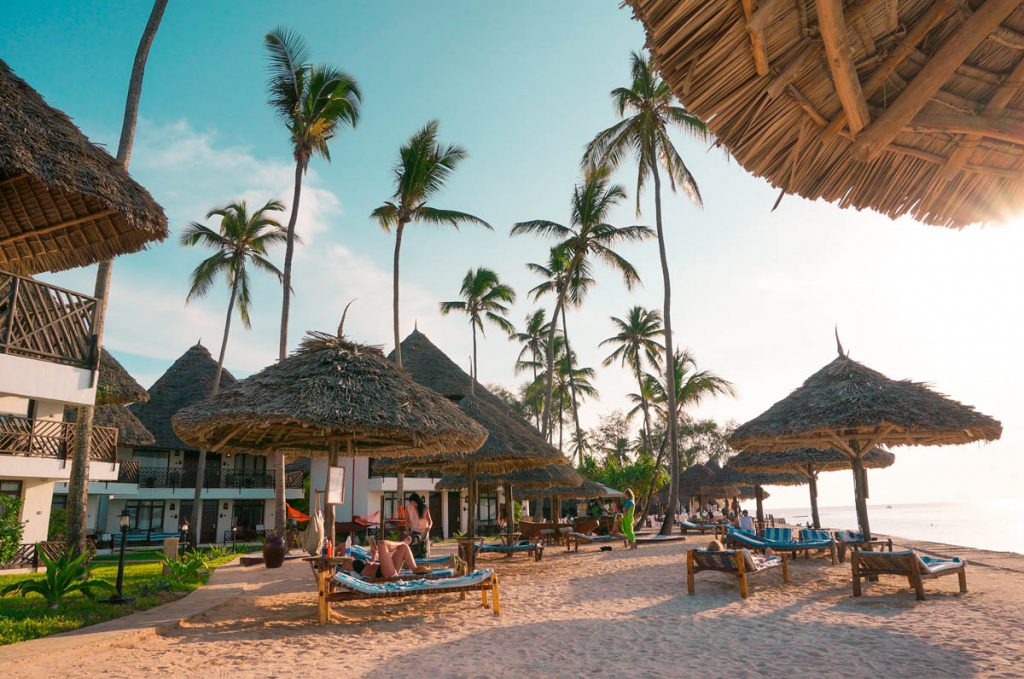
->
[351, 537, 432, 578]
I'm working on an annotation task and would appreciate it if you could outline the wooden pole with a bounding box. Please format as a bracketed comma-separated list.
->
[807, 464, 821, 529]
[466, 462, 477, 538]
[815, 0, 871, 133]
[851, 454, 871, 540]
[755, 485, 765, 525]
[325, 438, 338, 547]
[504, 480, 515, 532]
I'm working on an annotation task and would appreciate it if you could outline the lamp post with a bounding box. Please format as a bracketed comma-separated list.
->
[179, 518, 190, 555]
[102, 509, 134, 605]
[231, 524, 237, 551]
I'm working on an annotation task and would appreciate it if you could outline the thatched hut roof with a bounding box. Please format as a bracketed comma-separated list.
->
[373, 331, 562, 473]
[129, 343, 235, 451]
[65, 403, 156, 448]
[627, 1, 1024, 227]
[171, 332, 487, 458]
[729, 352, 1002, 451]
[0, 59, 167, 275]
[517, 478, 608, 500]
[728, 446, 896, 477]
[435, 462, 580, 491]
[712, 465, 806, 492]
[676, 463, 717, 497]
[96, 349, 149, 406]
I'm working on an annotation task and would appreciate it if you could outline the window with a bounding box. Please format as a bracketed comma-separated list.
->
[0, 480, 22, 499]
[382, 492, 404, 520]
[232, 500, 264, 531]
[50, 493, 67, 510]
[477, 492, 498, 524]
[233, 454, 266, 473]
[124, 500, 164, 531]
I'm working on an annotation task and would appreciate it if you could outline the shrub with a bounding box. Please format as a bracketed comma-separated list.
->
[47, 509, 67, 542]
[0, 496, 25, 565]
[0, 551, 113, 609]
[160, 548, 209, 583]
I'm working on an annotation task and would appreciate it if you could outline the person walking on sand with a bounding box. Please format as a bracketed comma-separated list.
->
[622, 488, 638, 549]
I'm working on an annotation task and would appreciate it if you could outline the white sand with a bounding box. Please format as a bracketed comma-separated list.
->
[13, 541, 1024, 678]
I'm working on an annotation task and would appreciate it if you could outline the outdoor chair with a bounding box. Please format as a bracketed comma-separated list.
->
[852, 549, 967, 601]
[635, 534, 687, 545]
[728, 528, 836, 564]
[565, 532, 619, 552]
[834, 530, 894, 563]
[686, 548, 789, 599]
[677, 520, 716, 535]
[478, 541, 544, 561]
[315, 567, 501, 623]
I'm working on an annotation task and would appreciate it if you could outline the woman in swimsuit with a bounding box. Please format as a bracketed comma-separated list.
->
[351, 537, 431, 578]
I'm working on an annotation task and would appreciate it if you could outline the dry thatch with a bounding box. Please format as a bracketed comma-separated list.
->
[171, 332, 487, 458]
[96, 348, 149, 406]
[516, 478, 608, 500]
[65, 403, 155, 448]
[676, 463, 717, 497]
[0, 59, 167, 275]
[712, 464, 806, 491]
[435, 463, 581, 491]
[373, 331, 562, 474]
[728, 446, 896, 477]
[628, 0, 1024, 227]
[729, 351, 1002, 451]
[129, 343, 236, 451]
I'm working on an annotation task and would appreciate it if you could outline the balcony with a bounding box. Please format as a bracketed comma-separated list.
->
[120, 463, 303, 491]
[0, 270, 98, 370]
[0, 413, 116, 462]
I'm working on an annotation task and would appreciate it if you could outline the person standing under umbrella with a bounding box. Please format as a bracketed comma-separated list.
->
[622, 489, 637, 550]
[406, 493, 433, 558]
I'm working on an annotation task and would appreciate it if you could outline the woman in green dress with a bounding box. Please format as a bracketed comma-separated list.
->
[622, 488, 637, 549]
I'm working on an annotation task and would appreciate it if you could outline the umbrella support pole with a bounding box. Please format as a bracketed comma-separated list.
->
[755, 485, 765, 529]
[807, 466, 821, 529]
[851, 454, 872, 540]
[504, 481, 515, 532]
[325, 438, 339, 548]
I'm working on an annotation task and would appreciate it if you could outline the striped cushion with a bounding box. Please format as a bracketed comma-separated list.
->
[763, 527, 792, 542]
[332, 568, 494, 595]
[799, 529, 833, 542]
[835, 530, 865, 543]
[693, 549, 782, 573]
[727, 529, 768, 548]
[857, 550, 964, 575]
[347, 544, 451, 565]
[480, 543, 536, 552]
[341, 566, 455, 579]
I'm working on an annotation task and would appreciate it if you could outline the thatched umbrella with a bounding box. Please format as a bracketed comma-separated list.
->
[436, 463, 580, 529]
[64, 403, 156, 448]
[374, 330, 562, 537]
[674, 463, 716, 513]
[730, 343, 1001, 538]
[0, 59, 167, 275]
[711, 464, 805, 527]
[728, 447, 895, 528]
[627, 1, 1024, 228]
[517, 478, 608, 522]
[172, 331, 487, 545]
[95, 349, 149, 406]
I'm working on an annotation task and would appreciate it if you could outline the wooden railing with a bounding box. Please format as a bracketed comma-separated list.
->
[0, 269, 98, 369]
[0, 414, 117, 462]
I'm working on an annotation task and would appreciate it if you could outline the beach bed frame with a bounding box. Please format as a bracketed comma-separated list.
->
[478, 542, 544, 561]
[852, 550, 967, 601]
[834, 530, 894, 564]
[687, 549, 790, 599]
[677, 520, 717, 535]
[565, 532, 619, 553]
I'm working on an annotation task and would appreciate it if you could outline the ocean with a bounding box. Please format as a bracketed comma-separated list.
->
[764, 500, 1023, 555]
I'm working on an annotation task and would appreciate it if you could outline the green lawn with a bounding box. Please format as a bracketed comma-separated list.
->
[0, 547, 250, 645]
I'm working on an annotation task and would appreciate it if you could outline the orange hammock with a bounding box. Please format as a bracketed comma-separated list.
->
[287, 504, 310, 522]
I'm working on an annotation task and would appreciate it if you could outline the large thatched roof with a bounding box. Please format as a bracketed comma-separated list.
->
[712, 464, 806, 491]
[729, 351, 1002, 451]
[676, 463, 717, 497]
[628, 1, 1024, 227]
[129, 343, 236, 451]
[435, 462, 580, 491]
[96, 349, 148, 406]
[65, 403, 155, 448]
[516, 478, 608, 500]
[374, 331, 562, 473]
[0, 59, 167, 275]
[171, 332, 487, 458]
[728, 446, 896, 477]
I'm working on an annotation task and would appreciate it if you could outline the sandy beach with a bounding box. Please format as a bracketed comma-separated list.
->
[9, 537, 1024, 679]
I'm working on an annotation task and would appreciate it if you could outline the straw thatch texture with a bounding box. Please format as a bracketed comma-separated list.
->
[435, 463, 581, 491]
[729, 353, 1002, 451]
[628, 0, 1024, 227]
[712, 465, 806, 489]
[373, 331, 562, 473]
[516, 479, 608, 500]
[129, 343, 235, 451]
[65, 404, 155, 447]
[728, 446, 896, 476]
[676, 463, 716, 497]
[0, 60, 167, 275]
[96, 349, 149, 406]
[171, 332, 487, 457]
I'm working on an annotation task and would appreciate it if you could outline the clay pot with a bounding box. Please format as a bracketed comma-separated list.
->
[263, 535, 287, 569]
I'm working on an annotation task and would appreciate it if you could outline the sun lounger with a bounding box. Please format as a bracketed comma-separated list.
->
[347, 543, 454, 566]
[316, 568, 501, 623]
[478, 542, 543, 561]
[565, 532, 619, 553]
[728, 529, 836, 564]
[677, 520, 716, 535]
[635, 534, 687, 545]
[852, 549, 967, 600]
[687, 548, 789, 598]
[763, 527, 792, 542]
[834, 530, 894, 563]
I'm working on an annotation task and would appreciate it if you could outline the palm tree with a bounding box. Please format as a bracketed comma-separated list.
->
[555, 348, 598, 462]
[265, 27, 360, 536]
[439, 267, 516, 393]
[373, 120, 491, 369]
[68, 0, 168, 556]
[584, 50, 709, 533]
[180, 199, 286, 544]
[512, 309, 550, 428]
[600, 306, 663, 478]
[511, 166, 653, 445]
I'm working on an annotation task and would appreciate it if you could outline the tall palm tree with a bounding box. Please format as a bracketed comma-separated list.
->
[600, 306, 663, 478]
[554, 347, 598, 461]
[511, 166, 653, 445]
[512, 309, 550, 429]
[68, 0, 168, 556]
[584, 50, 709, 533]
[439, 267, 516, 393]
[265, 27, 360, 536]
[180, 199, 286, 544]
[374, 120, 491, 369]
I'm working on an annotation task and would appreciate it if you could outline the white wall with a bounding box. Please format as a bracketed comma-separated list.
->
[0, 354, 95, 406]
[310, 457, 370, 521]
[13, 478, 56, 543]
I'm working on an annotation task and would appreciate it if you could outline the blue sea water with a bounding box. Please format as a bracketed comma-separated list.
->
[766, 500, 1023, 555]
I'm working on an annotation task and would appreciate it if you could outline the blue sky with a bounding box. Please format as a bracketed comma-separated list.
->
[3, 1, 1020, 509]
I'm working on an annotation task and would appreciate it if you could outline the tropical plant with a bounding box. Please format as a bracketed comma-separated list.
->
[373, 120, 491, 369]
[180, 199, 287, 545]
[512, 166, 653, 445]
[0, 551, 113, 609]
[584, 50, 709, 533]
[553, 341, 598, 459]
[439, 267, 516, 392]
[160, 549, 209, 583]
[265, 27, 361, 535]
[511, 309, 550, 428]
[0, 496, 25, 565]
[46, 508, 67, 543]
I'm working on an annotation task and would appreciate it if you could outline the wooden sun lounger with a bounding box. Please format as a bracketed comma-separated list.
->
[687, 548, 790, 599]
[834, 530, 894, 563]
[565, 532, 619, 553]
[478, 542, 544, 561]
[852, 549, 967, 601]
[635, 534, 687, 545]
[727, 529, 837, 565]
[677, 520, 717, 535]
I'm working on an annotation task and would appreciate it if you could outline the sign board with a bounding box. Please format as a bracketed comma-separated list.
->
[327, 465, 346, 505]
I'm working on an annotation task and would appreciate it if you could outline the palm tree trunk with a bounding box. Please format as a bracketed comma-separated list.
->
[540, 287, 566, 440]
[190, 283, 235, 545]
[470, 323, 477, 395]
[67, 0, 168, 557]
[390, 222, 407, 516]
[652, 166, 679, 537]
[634, 374, 662, 528]
[558, 305, 585, 464]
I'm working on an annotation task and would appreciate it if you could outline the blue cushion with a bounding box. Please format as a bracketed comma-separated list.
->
[332, 568, 494, 595]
